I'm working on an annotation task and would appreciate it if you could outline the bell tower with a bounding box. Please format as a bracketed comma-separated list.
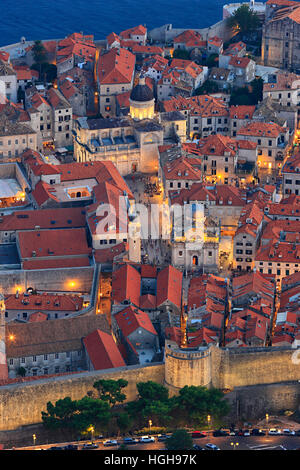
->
[0, 294, 8, 381]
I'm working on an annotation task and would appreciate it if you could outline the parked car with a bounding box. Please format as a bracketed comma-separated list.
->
[243, 430, 250, 437]
[48, 446, 64, 450]
[103, 440, 118, 447]
[193, 444, 203, 450]
[268, 429, 281, 435]
[139, 436, 155, 443]
[229, 430, 239, 436]
[63, 444, 78, 450]
[213, 430, 229, 437]
[282, 429, 295, 436]
[123, 437, 139, 445]
[157, 434, 169, 441]
[204, 443, 220, 451]
[82, 443, 99, 449]
[192, 431, 206, 438]
[251, 429, 265, 436]
[295, 429, 300, 436]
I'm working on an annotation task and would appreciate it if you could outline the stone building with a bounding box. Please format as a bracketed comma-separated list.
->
[0, 60, 17, 103]
[262, 3, 300, 72]
[5, 314, 110, 378]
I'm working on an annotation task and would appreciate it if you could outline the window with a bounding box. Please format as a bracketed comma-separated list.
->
[55, 353, 59, 359]
[55, 366, 60, 374]
[44, 368, 48, 375]
[44, 354, 48, 361]
[21, 357, 25, 363]
[33, 356, 37, 362]
[32, 369, 37, 376]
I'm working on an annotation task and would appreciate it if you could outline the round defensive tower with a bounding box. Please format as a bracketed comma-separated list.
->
[164, 340, 213, 395]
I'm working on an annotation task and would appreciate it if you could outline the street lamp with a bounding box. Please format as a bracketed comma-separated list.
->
[230, 442, 239, 450]
[207, 415, 211, 427]
[32, 434, 36, 446]
[89, 425, 95, 443]
[149, 419, 152, 434]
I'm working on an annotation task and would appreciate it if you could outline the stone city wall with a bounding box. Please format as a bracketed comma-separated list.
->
[0, 266, 94, 294]
[0, 363, 165, 431]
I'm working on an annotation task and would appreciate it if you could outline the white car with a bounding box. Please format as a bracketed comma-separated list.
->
[205, 443, 220, 450]
[282, 429, 295, 436]
[103, 439, 118, 446]
[268, 428, 281, 435]
[139, 435, 155, 443]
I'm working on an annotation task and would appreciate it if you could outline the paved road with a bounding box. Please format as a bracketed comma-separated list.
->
[15, 434, 300, 451]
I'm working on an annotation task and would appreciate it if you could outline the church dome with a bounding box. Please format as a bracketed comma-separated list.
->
[130, 75, 154, 103]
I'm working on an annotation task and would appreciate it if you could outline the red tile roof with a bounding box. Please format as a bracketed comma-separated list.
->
[5, 292, 83, 312]
[83, 329, 126, 370]
[112, 264, 141, 306]
[0, 207, 86, 231]
[28, 312, 48, 322]
[119, 25, 147, 40]
[163, 155, 201, 181]
[156, 265, 183, 308]
[173, 30, 206, 48]
[229, 56, 251, 69]
[97, 48, 135, 85]
[114, 305, 157, 337]
[229, 105, 256, 119]
[163, 94, 228, 117]
[238, 121, 287, 138]
[17, 228, 91, 260]
[14, 65, 39, 81]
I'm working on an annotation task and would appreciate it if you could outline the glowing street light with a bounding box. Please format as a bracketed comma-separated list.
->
[32, 434, 36, 446]
[207, 415, 211, 427]
[88, 425, 95, 443]
[149, 419, 152, 433]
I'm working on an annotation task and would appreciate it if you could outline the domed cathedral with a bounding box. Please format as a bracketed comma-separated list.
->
[129, 75, 155, 121]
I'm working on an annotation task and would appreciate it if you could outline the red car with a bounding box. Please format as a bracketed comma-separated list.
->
[191, 431, 206, 438]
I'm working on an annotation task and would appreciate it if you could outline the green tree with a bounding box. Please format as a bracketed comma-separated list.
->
[72, 396, 111, 432]
[173, 386, 230, 426]
[115, 411, 133, 434]
[126, 381, 173, 426]
[32, 40, 47, 65]
[93, 379, 128, 406]
[41, 396, 111, 433]
[194, 80, 219, 96]
[31, 63, 57, 83]
[203, 54, 219, 69]
[227, 4, 260, 36]
[250, 77, 264, 104]
[17, 86, 25, 104]
[41, 397, 77, 430]
[172, 49, 190, 60]
[16, 366, 26, 377]
[165, 429, 193, 450]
